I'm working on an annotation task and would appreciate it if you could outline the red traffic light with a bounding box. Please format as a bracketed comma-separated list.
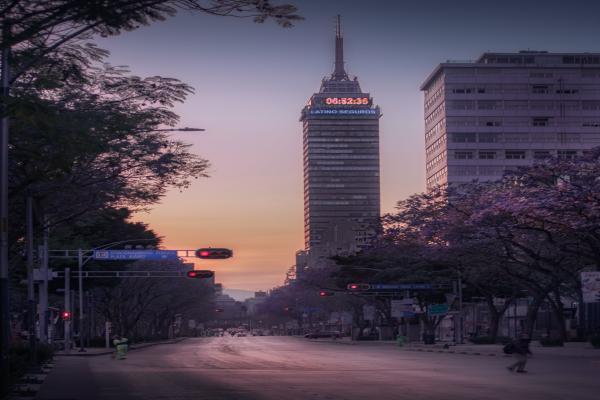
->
[319, 290, 334, 297]
[61, 311, 72, 320]
[195, 248, 233, 259]
[347, 283, 370, 291]
[186, 270, 215, 279]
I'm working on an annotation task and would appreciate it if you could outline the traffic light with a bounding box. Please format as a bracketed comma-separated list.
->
[214, 308, 224, 313]
[347, 283, 370, 291]
[319, 290, 334, 297]
[283, 306, 293, 312]
[195, 248, 233, 259]
[186, 270, 214, 279]
[61, 310, 72, 321]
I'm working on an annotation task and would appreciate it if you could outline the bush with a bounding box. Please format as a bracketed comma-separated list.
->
[88, 336, 108, 348]
[7, 342, 54, 387]
[469, 336, 512, 345]
[590, 335, 600, 349]
[540, 337, 564, 347]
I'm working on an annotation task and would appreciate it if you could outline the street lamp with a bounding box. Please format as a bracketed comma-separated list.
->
[135, 127, 205, 133]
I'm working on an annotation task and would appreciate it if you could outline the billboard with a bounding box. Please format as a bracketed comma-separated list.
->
[309, 109, 377, 115]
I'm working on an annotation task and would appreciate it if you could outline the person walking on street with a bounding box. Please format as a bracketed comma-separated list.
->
[112, 335, 129, 360]
[506, 336, 532, 373]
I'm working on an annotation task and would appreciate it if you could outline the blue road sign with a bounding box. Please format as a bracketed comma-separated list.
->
[369, 283, 432, 290]
[428, 304, 449, 316]
[93, 250, 178, 261]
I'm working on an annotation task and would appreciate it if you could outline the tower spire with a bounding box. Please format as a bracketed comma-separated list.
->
[333, 14, 348, 80]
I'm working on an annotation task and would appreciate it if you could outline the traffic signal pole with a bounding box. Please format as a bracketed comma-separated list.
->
[0, 26, 11, 385]
[64, 268, 71, 353]
[26, 197, 36, 363]
[38, 216, 49, 343]
[78, 249, 85, 352]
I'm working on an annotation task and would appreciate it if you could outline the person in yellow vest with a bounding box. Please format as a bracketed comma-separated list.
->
[112, 335, 129, 360]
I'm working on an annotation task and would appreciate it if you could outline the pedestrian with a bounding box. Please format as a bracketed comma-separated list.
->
[112, 334, 129, 360]
[506, 335, 532, 373]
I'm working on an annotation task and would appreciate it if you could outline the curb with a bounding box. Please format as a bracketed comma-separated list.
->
[298, 337, 511, 357]
[402, 347, 510, 357]
[54, 337, 188, 357]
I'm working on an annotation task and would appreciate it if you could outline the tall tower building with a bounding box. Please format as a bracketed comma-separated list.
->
[300, 16, 381, 268]
[421, 51, 600, 189]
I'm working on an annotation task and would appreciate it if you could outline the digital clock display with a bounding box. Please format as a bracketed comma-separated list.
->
[325, 97, 370, 105]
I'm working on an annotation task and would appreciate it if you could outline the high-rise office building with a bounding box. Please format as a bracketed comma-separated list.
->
[300, 17, 381, 268]
[421, 51, 600, 189]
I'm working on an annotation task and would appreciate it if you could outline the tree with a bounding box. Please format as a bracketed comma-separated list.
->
[94, 260, 215, 339]
[1, 1, 302, 82]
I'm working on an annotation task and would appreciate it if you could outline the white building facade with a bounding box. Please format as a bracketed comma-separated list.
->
[421, 51, 600, 189]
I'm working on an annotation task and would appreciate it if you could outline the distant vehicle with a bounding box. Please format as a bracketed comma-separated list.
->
[236, 331, 247, 337]
[304, 331, 341, 339]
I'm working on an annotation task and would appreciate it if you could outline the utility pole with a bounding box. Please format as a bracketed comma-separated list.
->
[0, 24, 11, 382]
[26, 197, 36, 362]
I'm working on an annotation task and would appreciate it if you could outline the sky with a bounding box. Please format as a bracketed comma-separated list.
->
[94, 0, 600, 292]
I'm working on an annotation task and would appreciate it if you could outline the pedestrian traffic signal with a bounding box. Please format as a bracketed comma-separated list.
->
[195, 248, 233, 259]
[319, 290, 334, 297]
[186, 270, 214, 279]
[61, 310, 72, 321]
[347, 283, 370, 291]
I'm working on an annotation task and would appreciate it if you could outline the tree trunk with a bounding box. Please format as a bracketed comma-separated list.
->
[524, 292, 544, 338]
[577, 289, 586, 339]
[547, 290, 568, 342]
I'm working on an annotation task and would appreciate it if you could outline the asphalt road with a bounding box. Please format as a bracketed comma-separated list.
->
[37, 336, 600, 400]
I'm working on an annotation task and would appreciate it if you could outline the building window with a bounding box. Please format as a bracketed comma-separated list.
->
[533, 118, 549, 127]
[533, 151, 552, 160]
[483, 120, 502, 127]
[451, 133, 476, 143]
[557, 150, 577, 160]
[454, 151, 473, 160]
[479, 151, 496, 159]
[478, 101, 501, 110]
[478, 132, 500, 143]
[532, 85, 549, 94]
[505, 150, 526, 160]
[448, 100, 474, 110]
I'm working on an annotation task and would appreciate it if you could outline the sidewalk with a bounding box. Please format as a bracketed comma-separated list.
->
[403, 341, 600, 358]
[303, 336, 600, 358]
[54, 337, 188, 357]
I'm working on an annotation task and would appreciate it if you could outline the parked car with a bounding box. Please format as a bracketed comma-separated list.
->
[304, 331, 341, 339]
